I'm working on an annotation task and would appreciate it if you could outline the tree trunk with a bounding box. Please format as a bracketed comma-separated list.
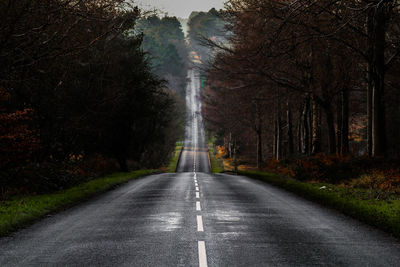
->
[228, 132, 232, 158]
[233, 138, 238, 172]
[297, 113, 302, 154]
[341, 89, 350, 154]
[325, 103, 336, 154]
[337, 93, 343, 154]
[287, 102, 294, 156]
[311, 96, 321, 154]
[366, 4, 374, 157]
[302, 97, 311, 155]
[368, 3, 389, 157]
[367, 63, 373, 157]
[276, 115, 282, 160]
[273, 118, 277, 158]
[257, 129, 262, 169]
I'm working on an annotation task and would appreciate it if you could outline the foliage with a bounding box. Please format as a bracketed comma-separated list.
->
[261, 155, 400, 198]
[208, 142, 224, 173]
[292, 154, 354, 183]
[203, 0, 400, 165]
[0, 106, 39, 169]
[136, 15, 188, 95]
[0, 169, 158, 237]
[0, 155, 121, 199]
[346, 169, 400, 198]
[265, 158, 295, 178]
[0, 1, 180, 178]
[188, 8, 226, 63]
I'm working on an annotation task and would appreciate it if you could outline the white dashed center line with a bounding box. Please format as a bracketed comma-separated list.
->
[195, 186, 199, 191]
[198, 241, 208, 267]
[196, 192, 200, 198]
[197, 215, 204, 232]
[196, 201, 201, 211]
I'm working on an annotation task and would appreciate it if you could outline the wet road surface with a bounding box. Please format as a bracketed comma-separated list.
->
[1, 69, 400, 266]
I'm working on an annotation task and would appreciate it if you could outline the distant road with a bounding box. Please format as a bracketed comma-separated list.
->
[1, 69, 400, 266]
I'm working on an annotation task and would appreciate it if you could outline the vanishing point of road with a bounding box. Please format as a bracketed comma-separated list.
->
[1, 69, 400, 266]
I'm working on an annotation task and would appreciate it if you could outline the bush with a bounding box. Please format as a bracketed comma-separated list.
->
[0, 155, 120, 199]
[347, 169, 400, 198]
[292, 154, 355, 183]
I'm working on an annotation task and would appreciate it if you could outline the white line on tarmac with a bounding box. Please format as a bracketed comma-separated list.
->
[196, 192, 200, 198]
[198, 241, 208, 267]
[196, 201, 201, 211]
[195, 186, 199, 191]
[197, 215, 204, 231]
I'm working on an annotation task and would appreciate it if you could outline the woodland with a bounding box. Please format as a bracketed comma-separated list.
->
[0, 0, 185, 197]
[202, 1, 400, 187]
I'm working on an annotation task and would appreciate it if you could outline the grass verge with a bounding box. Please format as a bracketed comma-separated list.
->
[0, 169, 158, 237]
[238, 170, 400, 239]
[167, 142, 183, 172]
[208, 142, 224, 173]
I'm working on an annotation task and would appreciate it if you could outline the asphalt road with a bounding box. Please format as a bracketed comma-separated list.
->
[1, 69, 400, 266]
[176, 69, 210, 173]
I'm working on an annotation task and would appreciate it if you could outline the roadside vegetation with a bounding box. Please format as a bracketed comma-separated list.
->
[0, 1, 186, 201]
[214, 146, 400, 237]
[0, 170, 158, 237]
[167, 142, 183, 173]
[207, 141, 224, 173]
[199, 0, 400, 236]
[237, 170, 400, 239]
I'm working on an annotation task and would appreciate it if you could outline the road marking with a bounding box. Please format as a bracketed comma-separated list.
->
[198, 241, 208, 267]
[195, 186, 199, 191]
[195, 182, 198, 186]
[196, 192, 200, 198]
[196, 201, 201, 211]
[197, 215, 204, 231]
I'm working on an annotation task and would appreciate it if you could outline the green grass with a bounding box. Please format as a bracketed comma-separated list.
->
[167, 142, 183, 173]
[238, 170, 400, 239]
[208, 142, 224, 173]
[0, 169, 158, 237]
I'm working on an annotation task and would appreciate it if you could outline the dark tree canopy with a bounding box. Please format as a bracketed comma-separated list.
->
[0, 0, 183, 194]
[136, 15, 188, 95]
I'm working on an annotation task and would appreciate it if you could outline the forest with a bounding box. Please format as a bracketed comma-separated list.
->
[137, 15, 189, 96]
[0, 0, 185, 197]
[203, 1, 400, 185]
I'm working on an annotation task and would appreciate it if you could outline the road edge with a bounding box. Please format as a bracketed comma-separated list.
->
[237, 170, 400, 240]
[0, 169, 159, 237]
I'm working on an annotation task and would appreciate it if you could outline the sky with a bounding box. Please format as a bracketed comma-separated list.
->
[137, 0, 225, 18]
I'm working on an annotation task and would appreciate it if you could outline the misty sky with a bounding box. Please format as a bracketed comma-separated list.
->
[137, 0, 225, 18]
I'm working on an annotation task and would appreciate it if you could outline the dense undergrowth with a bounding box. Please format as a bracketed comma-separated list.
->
[266, 154, 400, 199]
[0, 155, 123, 200]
